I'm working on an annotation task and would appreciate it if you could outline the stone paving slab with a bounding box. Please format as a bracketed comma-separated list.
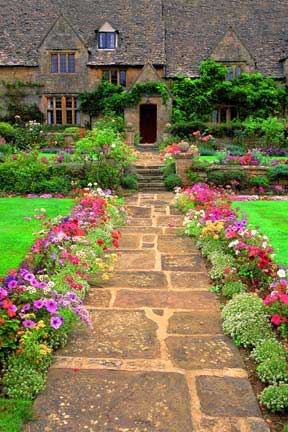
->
[114, 290, 218, 310]
[166, 336, 244, 369]
[128, 218, 153, 226]
[162, 254, 207, 272]
[85, 289, 111, 307]
[156, 215, 184, 226]
[196, 376, 262, 417]
[170, 271, 211, 289]
[168, 311, 223, 335]
[60, 310, 160, 359]
[28, 369, 194, 432]
[118, 233, 141, 249]
[114, 250, 156, 270]
[90, 271, 168, 289]
[126, 206, 152, 217]
[158, 235, 199, 254]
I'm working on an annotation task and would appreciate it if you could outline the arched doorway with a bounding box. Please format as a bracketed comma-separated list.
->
[139, 104, 157, 144]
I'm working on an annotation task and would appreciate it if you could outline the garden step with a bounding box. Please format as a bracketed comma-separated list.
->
[137, 177, 164, 182]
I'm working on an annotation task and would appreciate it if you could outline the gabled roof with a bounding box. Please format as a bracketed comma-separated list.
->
[164, 0, 288, 78]
[0, 0, 166, 67]
[0, 0, 287, 78]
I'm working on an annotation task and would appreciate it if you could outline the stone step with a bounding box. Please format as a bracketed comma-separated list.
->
[136, 169, 163, 175]
[136, 144, 159, 152]
[138, 177, 164, 183]
[135, 166, 164, 171]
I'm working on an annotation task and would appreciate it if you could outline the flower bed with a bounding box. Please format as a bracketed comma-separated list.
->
[175, 183, 288, 414]
[0, 188, 125, 407]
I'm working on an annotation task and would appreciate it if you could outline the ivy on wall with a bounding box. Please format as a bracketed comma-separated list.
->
[0, 80, 43, 122]
[79, 80, 170, 118]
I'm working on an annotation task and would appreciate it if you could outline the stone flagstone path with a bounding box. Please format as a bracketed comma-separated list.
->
[26, 193, 270, 432]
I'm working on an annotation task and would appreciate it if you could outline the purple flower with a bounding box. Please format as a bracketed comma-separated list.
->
[67, 292, 77, 302]
[50, 316, 63, 329]
[45, 299, 58, 314]
[21, 303, 31, 313]
[8, 280, 18, 290]
[23, 273, 35, 283]
[22, 319, 36, 328]
[33, 299, 44, 310]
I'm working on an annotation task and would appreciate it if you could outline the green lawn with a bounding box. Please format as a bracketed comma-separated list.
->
[0, 197, 74, 276]
[0, 399, 33, 432]
[232, 201, 288, 266]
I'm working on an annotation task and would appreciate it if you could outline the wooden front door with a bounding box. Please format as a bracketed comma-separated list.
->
[140, 104, 157, 144]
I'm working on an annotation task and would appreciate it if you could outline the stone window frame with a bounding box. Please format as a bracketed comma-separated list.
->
[224, 64, 243, 81]
[212, 105, 239, 124]
[46, 95, 80, 125]
[50, 51, 76, 74]
[102, 69, 127, 87]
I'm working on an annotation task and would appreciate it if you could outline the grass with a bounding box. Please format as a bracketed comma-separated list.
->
[0, 197, 74, 276]
[232, 201, 288, 266]
[0, 399, 33, 432]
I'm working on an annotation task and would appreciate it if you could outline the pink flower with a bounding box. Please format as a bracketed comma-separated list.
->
[271, 314, 283, 326]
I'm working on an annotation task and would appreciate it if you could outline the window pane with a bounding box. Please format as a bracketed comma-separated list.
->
[231, 106, 238, 120]
[75, 98, 80, 109]
[103, 70, 110, 81]
[51, 54, 58, 73]
[220, 108, 227, 123]
[66, 97, 73, 108]
[56, 110, 62, 124]
[119, 70, 126, 87]
[110, 70, 118, 85]
[66, 110, 73, 124]
[60, 54, 67, 73]
[68, 54, 75, 73]
[226, 67, 234, 81]
[47, 111, 54, 125]
[47, 97, 53, 109]
[55, 97, 62, 109]
[212, 110, 218, 123]
[235, 66, 242, 77]
[107, 32, 116, 49]
[76, 111, 81, 125]
[98, 32, 107, 49]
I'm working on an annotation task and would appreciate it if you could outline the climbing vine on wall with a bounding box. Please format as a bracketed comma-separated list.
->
[0, 80, 43, 122]
[79, 80, 170, 118]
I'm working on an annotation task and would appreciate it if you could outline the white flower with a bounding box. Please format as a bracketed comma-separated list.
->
[251, 230, 257, 236]
[88, 183, 92, 187]
[48, 281, 55, 288]
[277, 269, 286, 279]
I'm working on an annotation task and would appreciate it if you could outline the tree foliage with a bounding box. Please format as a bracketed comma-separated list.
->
[172, 60, 288, 122]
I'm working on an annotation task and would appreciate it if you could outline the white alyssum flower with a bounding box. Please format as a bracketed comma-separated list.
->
[277, 269, 286, 279]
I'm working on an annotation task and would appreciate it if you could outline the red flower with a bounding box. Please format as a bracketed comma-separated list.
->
[97, 239, 104, 245]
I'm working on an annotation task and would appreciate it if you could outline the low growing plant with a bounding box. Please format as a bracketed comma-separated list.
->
[222, 293, 273, 347]
[260, 384, 288, 413]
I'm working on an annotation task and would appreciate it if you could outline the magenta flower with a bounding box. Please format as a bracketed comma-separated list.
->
[33, 299, 44, 310]
[21, 303, 31, 312]
[50, 316, 63, 329]
[22, 319, 36, 328]
[23, 273, 35, 283]
[0, 287, 8, 300]
[8, 280, 18, 290]
[45, 299, 58, 313]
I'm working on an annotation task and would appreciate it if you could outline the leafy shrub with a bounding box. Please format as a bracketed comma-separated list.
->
[207, 170, 226, 185]
[121, 174, 138, 190]
[209, 252, 235, 280]
[242, 117, 286, 147]
[221, 280, 247, 298]
[3, 355, 46, 400]
[164, 173, 183, 191]
[268, 164, 288, 181]
[249, 175, 270, 188]
[260, 384, 288, 413]
[0, 122, 15, 141]
[222, 293, 273, 347]
[226, 143, 245, 156]
[251, 339, 287, 364]
[257, 357, 288, 384]
[198, 237, 225, 259]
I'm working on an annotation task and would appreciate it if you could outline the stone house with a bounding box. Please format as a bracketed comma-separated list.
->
[0, 0, 288, 143]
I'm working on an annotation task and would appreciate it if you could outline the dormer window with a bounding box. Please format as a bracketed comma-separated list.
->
[98, 32, 116, 49]
[97, 22, 118, 50]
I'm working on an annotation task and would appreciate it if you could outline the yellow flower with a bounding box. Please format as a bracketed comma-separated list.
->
[36, 320, 46, 329]
[39, 344, 52, 355]
[102, 273, 110, 281]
